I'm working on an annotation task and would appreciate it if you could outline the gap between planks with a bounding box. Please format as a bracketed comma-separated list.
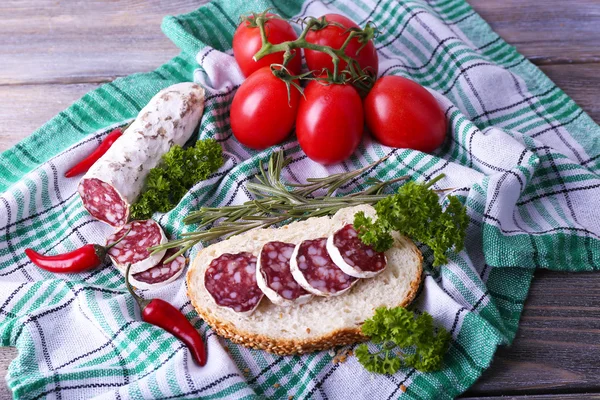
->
[0, 58, 596, 88]
[0, 76, 126, 87]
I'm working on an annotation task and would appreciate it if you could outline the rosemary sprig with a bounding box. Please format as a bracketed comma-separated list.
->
[151, 151, 408, 261]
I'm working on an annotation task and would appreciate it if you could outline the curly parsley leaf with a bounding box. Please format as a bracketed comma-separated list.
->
[353, 177, 468, 266]
[355, 343, 402, 375]
[130, 139, 223, 220]
[353, 211, 393, 252]
[356, 307, 451, 374]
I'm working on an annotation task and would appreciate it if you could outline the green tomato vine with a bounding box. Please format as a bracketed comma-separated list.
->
[245, 10, 378, 94]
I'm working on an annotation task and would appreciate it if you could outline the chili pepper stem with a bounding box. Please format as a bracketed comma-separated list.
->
[125, 263, 151, 309]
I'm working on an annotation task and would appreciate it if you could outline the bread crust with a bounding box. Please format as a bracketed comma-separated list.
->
[186, 238, 423, 355]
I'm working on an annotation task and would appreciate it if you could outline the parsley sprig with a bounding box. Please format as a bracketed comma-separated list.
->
[130, 139, 223, 220]
[355, 307, 451, 374]
[353, 175, 468, 266]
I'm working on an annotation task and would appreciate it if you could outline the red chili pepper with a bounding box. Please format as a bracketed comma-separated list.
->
[64, 126, 124, 178]
[25, 228, 131, 273]
[125, 263, 207, 366]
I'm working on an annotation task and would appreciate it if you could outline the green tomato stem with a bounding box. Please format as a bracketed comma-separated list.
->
[252, 15, 374, 90]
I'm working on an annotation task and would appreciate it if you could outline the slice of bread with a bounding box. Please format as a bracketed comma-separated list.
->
[186, 205, 423, 355]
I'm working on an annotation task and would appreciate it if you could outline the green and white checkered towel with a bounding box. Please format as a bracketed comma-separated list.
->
[2, 0, 600, 398]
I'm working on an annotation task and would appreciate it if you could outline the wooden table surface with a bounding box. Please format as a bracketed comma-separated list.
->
[1, 1, 600, 399]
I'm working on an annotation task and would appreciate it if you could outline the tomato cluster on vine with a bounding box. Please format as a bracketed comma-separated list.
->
[229, 11, 447, 165]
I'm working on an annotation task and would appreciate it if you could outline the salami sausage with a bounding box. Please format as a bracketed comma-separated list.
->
[79, 178, 128, 227]
[78, 82, 205, 227]
[326, 224, 387, 278]
[204, 252, 263, 316]
[256, 241, 313, 306]
[289, 238, 357, 296]
[129, 249, 186, 289]
[106, 219, 167, 274]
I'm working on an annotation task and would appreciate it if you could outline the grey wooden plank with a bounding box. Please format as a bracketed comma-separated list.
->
[466, 270, 600, 396]
[1, 0, 599, 86]
[0, 83, 100, 152]
[467, 0, 600, 65]
[0, 0, 201, 85]
[1, 347, 16, 400]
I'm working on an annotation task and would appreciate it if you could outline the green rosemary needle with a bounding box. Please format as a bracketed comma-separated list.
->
[151, 151, 408, 261]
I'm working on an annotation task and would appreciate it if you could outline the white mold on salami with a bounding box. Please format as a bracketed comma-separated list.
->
[106, 219, 167, 274]
[256, 241, 313, 307]
[289, 238, 357, 297]
[204, 253, 263, 316]
[326, 224, 387, 278]
[127, 248, 187, 290]
[78, 82, 205, 227]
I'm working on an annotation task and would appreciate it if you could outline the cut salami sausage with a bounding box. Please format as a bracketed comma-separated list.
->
[106, 219, 167, 274]
[289, 238, 357, 297]
[79, 178, 128, 227]
[326, 224, 387, 278]
[128, 249, 186, 290]
[204, 252, 263, 316]
[78, 82, 205, 227]
[256, 241, 313, 306]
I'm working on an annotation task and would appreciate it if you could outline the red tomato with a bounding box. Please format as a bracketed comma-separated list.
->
[296, 81, 364, 164]
[305, 14, 378, 77]
[233, 14, 302, 77]
[364, 76, 447, 152]
[230, 67, 300, 150]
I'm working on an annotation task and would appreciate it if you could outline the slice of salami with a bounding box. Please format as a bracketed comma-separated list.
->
[326, 224, 387, 278]
[204, 252, 263, 316]
[256, 241, 313, 306]
[106, 219, 167, 274]
[290, 238, 357, 297]
[129, 249, 186, 290]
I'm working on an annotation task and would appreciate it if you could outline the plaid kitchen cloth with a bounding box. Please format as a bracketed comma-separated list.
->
[2, 0, 600, 398]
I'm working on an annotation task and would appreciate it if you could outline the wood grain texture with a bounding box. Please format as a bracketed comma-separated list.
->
[468, 0, 600, 65]
[0, 347, 16, 400]
[1, 0, 599, 85]
[0, 83, 100, 152]
[0, 0, 199, 85]
[465, 270, 600, 396]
